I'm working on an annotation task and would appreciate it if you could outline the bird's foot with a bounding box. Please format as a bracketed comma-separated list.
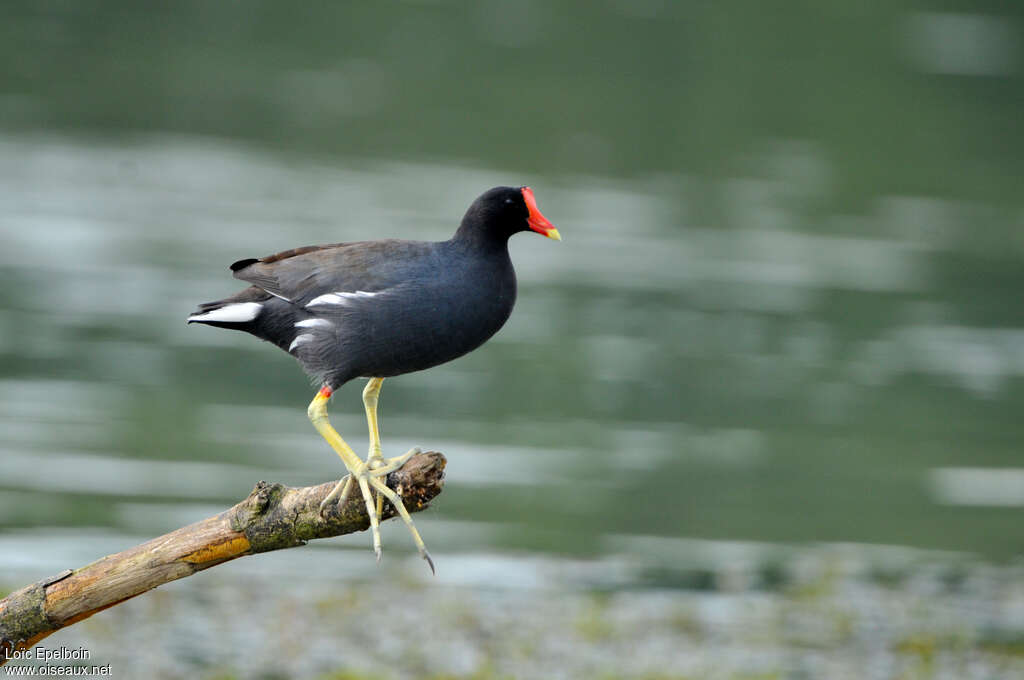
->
[318, 447, 434, 573]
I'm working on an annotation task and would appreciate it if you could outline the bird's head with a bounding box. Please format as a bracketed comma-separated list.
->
[458, 186, 561, 244]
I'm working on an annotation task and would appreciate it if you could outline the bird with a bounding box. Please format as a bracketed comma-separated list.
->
[187, 186, 560, 571]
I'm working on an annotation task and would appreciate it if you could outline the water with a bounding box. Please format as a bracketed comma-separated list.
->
[2, 130, 1021, 573]
[1, 3, 1023, 677]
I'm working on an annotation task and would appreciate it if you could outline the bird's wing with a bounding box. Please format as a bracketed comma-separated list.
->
[230, 239, 436, 303]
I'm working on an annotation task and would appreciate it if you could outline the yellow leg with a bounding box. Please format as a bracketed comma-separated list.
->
[311, 384, 434, 572]
[363, 377, 384, 462]
[308, 387, 366, 473]
[363, 377, 385, 518]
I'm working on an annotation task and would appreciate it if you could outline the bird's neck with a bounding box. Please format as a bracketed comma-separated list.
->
[450, 223, 511, 255]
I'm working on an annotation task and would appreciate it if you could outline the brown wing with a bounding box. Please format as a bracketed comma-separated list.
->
[229, 243, 347, 300]
[228, 239, 437, 303]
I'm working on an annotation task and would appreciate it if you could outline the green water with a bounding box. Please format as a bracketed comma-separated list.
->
[2, 1, 1024, 580]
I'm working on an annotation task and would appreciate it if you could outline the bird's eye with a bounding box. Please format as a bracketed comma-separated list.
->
[505, 198, 513, 205]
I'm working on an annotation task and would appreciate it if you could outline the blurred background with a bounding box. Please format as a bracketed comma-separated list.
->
[2, 1, 1024, 678]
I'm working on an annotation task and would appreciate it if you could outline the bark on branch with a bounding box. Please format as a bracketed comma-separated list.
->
[0, 451, 446, 665]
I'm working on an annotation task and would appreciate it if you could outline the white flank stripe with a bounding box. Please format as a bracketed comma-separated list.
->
[288, 333, 314, 352]
[306, 290, 378, 308]
[306, 293, 344, 307]
[295, 318, 332, 329]
[188, 302, 262, 323]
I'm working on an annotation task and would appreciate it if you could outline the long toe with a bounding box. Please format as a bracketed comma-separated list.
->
[356, 475, 383, 560]
[366, 447, 422, 478]
[318, 451, 432, 569]
[319, 476, 352, 517]
[368, 475, 434, 574]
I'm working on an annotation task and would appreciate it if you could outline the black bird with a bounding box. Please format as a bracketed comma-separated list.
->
[188, 186, 561, 570]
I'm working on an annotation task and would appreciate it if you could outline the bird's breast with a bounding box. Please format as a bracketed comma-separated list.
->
[345, 254, 516, 377]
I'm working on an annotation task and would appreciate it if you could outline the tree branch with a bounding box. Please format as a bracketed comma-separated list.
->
[0, 451, 446, 665]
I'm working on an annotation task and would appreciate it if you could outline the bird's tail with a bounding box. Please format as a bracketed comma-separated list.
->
[187, 287, 269, 328]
